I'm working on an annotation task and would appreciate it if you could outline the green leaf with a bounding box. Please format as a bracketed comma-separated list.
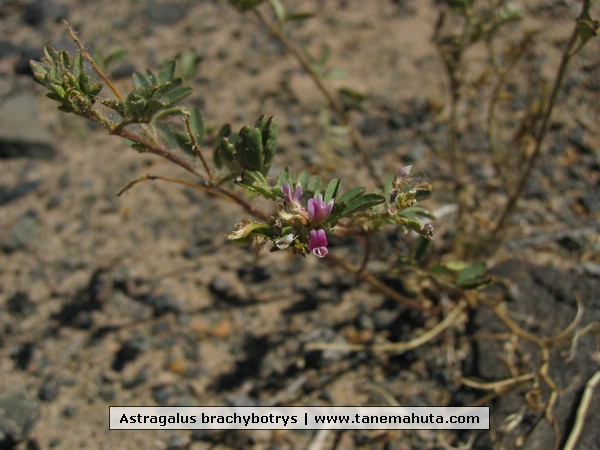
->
[397, 205, 435, 220]
[30, 60, 47, 83]
[413, 236, 431, 263]
[144, 69, 157, 85]
[296, 171, 309, 190]
[337, 186, 366, 204]
[306, 174, 321, 193]
[342, 193, 386, 216]
[101, 98, 125, 116]
[276, 166, 291, 188]
[189, 108, 204, 143]
[236, 126, 264, 171]
[444, 260, 469, 272]
[133, 72, 150, 89]
[216, 123, 231, 141]
[324, 178, 341, 204]
[104, 48, 128, 68]
[214, 137, 238, 172]
[256, 115, 277, 172]
[456, 262, 489, 288]
[284, 12, 316, 22]
[158, 60, 176, 83]
[229, 0, 266, 12]
[177, 49, 201, 79]
[268, 0, 286, 21]
[240, 170, 277, 199]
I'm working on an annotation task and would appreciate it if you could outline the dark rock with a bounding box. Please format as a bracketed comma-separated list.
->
[143, 1, 186, 26]
[568, 126, 594, 154]
[15, 46, 43, 75]
[10, 342, 34, 370]
[165, 434, 190, 450]
[145, 294, 181, 317]
[183, 237, 214, 259]
[7, 291, 36, 317]
[112, 335, 149, 371]
[236, 265, 271, 284]
[358, 116, 385, 136]
[61, 406, 77, 419]
[23, 0, 69, 26]
[0, 94, 57, 159]
[122, 368, 148, 390]
[152, 385, 173, 406]
[0, 211, 40, 253]
[110, 63, 136, 80]
[208, 276, 240, 304]
[0, 180, 41, 206]
[0, 390, 40, 445]
[97, 388, 115, 402]
[38, 378, 60, 402]
[303, 328, 349, 369]
[578, 190, 599, 213]
[0, 40, 17, 59]
[556, 234, 584, 252]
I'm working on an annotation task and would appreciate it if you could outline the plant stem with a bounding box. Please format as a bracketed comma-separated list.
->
[326, 253, 428, 312]
[64, 20, 124, 101]
[112, 128, 268, 221]
[252, 8, 380, 185]
[489, 10, 583, 240]
[184, 113, 213, 181]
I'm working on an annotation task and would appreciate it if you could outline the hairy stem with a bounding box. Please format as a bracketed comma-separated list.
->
[489, 5, 585, 240]
[64, 20, 124, 101]
[252, 8, 380, 185]
[326, 253, 428, 312]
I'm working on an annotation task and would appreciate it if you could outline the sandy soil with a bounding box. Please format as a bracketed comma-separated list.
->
[0, 1, 599, 449]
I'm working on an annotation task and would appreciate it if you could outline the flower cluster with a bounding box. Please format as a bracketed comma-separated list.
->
[280, 182, 334, 258]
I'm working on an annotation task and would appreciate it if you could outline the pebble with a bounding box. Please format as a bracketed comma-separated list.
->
[7, 291, 36, 317]
[22, 0, 69, 26]
[146, 294, 181, 317]
[1, 211, 40, 253]
[0, 180, 41, 206]
[143, 1, 186, 26]
[0, 390, 40, 444]
[0, 94, 57, 159]
[10, 342, 35, 370]
[111, 335, 149, 371]
[38, 377, 60, 402]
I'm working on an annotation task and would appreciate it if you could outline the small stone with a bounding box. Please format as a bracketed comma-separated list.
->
[144, 294, 181, 317]
[143, 1, 186, 26]
[38, 378, 60, 402]
[10, 342, 34, 370]
[62, 406, 77, 419]
[0, 180, 41, 206]
[166, 434, 191, 450]
[0, 94, 57, 159]
[22, 0, 69, 26]
[122, 368, 148, 390]
[98, 388, 115, 402]
[110, 63, 136, 79]
[0, 390, 40, 444]
[1, 211, 40, 253]
[112, 335, 149, 371]
[7, 291, 36, 317]
[152, 386, 173, 406]
[0, 40, 17, 60]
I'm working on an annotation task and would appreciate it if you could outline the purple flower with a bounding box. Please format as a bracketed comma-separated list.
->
[308, 229, 328, 258]
[282, 182, 303, 209]
[307, 194, 334, 225]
